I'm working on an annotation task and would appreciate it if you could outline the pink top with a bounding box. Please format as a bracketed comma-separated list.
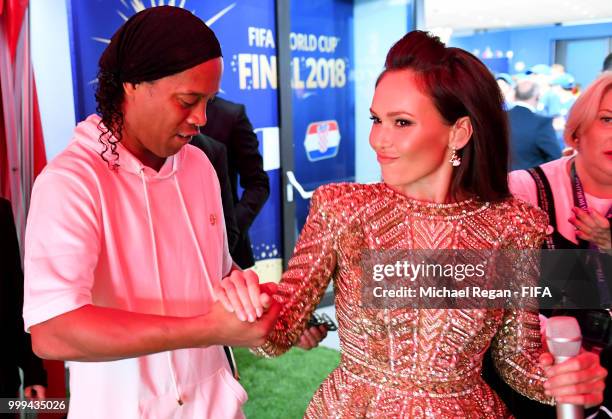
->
[509, 156, 612, 245]
[24, 115, 245, 418]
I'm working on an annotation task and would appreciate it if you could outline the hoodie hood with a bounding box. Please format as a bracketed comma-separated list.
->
[74, 114, 180, 179]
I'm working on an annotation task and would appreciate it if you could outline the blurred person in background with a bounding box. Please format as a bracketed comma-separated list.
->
[551, 63, 566, 79]
[525, 64, 557, 117]
[550, 73, 578, 147]
[603, 53, 612, 73]
[508, 79, 561, 170]
[190, 134, 240, 255]
[1, 198, 47, 400]
[496, 73, 515, 110]
[198, 97, 270, 269]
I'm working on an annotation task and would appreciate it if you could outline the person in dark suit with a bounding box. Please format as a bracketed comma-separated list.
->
[190, 133, 243, 378]
[196, 96, 269, 269]
[508, 80, 561, 170]
[0, 198, 47, 398]
[190, 134, 240, 252]
[603, 52, 612, 72]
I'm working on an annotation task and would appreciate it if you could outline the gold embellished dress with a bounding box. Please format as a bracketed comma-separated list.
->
[252, 183, 554, 418]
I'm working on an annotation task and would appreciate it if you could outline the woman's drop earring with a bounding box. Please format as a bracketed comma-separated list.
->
[449, 147, 461, 167]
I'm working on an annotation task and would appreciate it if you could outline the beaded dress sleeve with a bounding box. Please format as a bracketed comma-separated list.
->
[251, 186, 339, 357]
[490, 204, 554, 405]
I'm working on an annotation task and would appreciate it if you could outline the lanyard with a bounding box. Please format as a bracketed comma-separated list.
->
[570, 159, 612, 307]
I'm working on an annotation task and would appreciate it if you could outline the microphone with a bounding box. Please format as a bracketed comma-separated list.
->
[546, 316, 583, 419]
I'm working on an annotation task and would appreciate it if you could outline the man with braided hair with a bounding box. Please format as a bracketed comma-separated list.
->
[23, 7, 280, 418]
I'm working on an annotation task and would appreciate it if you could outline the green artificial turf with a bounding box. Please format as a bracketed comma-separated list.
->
[234, 346, 340, 419]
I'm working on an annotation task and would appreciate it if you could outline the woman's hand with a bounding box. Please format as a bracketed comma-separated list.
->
[540, 351, 607, 407]
[569, 207, 611, 249]
[297, 325, 328, 350]
[213, 269, 278, 322]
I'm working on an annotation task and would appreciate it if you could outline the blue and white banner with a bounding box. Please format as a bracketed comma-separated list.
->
[290, 1, 355, 232]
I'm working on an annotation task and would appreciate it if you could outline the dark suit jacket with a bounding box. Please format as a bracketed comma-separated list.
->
[198, 97, 269, 268]
[0, 198, 47, 395]
[190, 134, 240, 253]
[508, 105, 561, 171]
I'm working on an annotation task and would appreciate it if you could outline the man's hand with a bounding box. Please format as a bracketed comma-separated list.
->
[297, 325, 328, 350]
[205, 296, 281, 348]
[29, 295, 282, 362]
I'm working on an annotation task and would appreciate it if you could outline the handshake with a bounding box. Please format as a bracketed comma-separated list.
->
[211, 269, 330, 350]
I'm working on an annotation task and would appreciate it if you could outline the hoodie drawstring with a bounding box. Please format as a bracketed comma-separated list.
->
[139, 168, 183, 406]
